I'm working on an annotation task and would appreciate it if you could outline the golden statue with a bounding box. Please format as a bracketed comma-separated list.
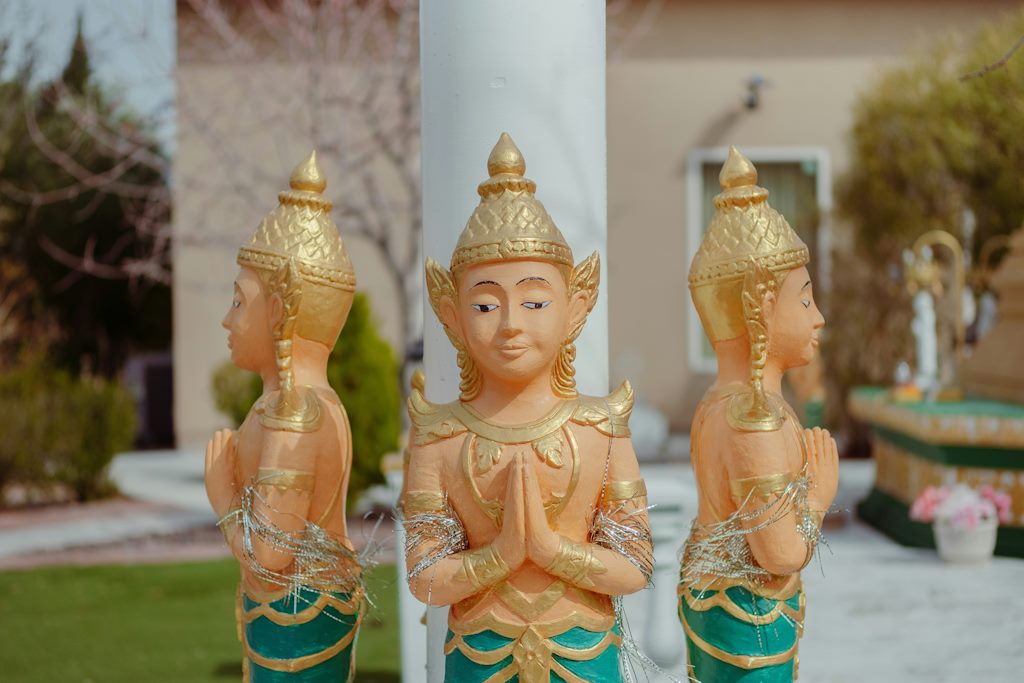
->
[679, 147, 839, 681]
[400, 133, 653, 682]
[204, 151, 363, 682]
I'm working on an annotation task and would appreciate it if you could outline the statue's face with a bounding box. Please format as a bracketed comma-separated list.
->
[765, 266, 824, 370]
[221, 267, 279, 374]
[443, 259, 581, 390]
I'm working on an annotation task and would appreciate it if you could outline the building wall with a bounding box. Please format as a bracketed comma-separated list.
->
[606, 0, 1020, 430]
[173, 0, 1021, 445]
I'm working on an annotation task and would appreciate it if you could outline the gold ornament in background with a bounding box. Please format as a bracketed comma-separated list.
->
[425, 133, 600, 401]
[238, 151, 357, 431]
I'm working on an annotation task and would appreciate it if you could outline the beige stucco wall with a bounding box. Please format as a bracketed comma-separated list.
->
[606, 0, 1020, 430]
[173, 0, 1021, 445]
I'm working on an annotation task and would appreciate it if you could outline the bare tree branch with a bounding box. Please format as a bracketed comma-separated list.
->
[960, 33, 1024, 81]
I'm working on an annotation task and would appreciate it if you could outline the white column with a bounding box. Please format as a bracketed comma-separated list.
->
[417, 2, 608, 681]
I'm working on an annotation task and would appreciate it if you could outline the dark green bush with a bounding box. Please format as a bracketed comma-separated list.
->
[0, 361, 54, 493]
[0, 358, 136, 503]
[51, 375, 137, 501]
[328, 294, 402, 503]
[211, 360, 259, 428]
[211, 293, 401, 506]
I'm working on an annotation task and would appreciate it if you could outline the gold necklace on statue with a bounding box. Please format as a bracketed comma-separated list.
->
[452, 399, 581, 527]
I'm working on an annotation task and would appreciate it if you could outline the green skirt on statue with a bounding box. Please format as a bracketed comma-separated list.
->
[238, 585, 363, 683]
[444, 623, 622, 682]
[678, 583, 804, 682]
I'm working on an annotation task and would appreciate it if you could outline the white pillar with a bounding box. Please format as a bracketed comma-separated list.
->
[417, 2, 608, 681]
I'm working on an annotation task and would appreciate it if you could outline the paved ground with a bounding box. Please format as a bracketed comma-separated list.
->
[796, 460, 1024, 683]
[0, 451, 1020, 681]
[0, 449, 393, 568]
[0, 449, 214, 567]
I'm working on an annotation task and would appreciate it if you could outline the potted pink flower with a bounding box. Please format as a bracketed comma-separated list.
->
[909, 483, 1012, 563]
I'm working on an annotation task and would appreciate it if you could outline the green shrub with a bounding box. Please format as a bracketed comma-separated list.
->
[211, 293, 400, 506]
[0, 358, 136, 502]
[0, 361, 55, 493]
[51, 375, 137, 501]
[211, 361, 260, 428]
[328, 294, 401, 502]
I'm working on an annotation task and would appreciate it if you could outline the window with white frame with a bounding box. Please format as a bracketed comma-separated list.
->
[686, 147, 831, 374]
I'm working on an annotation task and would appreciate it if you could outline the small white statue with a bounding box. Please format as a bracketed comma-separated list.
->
[911, 288, 939, 392]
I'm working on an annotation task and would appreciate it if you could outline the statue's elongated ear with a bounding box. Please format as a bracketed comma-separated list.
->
[740, 258, 776, 334]
[268, 257, 303, 339]
[731, 257, 784, 431]
[425, 257, 464, 344]
[425, 257, 481, 400]
[425, 258, 456, 324]
[567, 251, 600, 342]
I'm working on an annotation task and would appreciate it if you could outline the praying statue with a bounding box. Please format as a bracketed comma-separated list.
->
[204, 152, 364, 682]
[679, 147, 839, 681]
[400, 133, 654, 682]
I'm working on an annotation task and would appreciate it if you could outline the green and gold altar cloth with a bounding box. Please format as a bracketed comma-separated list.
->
[678, 583, 804, 682]
[238, 585, 363, 682]
[850, 387, 1024, 557]
[444, 623, 622, 682]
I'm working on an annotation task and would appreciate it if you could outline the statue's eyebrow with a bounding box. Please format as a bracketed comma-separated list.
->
[471, 280, 500, 288]
[516, 276, 550, 286]
[801, 280, 812, 291]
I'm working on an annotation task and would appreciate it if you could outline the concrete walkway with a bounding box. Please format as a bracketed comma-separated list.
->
[798, 460, 1024, 682]
[800, 518, 1024, 682]
[0, 449, 212, 561]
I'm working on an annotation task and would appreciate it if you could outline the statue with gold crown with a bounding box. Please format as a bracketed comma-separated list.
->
[204, 152, 364, 682]
[399, 133, 654, 682]
[678, 147, 839, 682]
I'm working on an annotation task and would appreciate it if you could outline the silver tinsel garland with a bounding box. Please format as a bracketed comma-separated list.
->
[591, 501, 655, 587]
[398, 494, 468, 582]
[680, 470, 826, 595]
[219, 484, 376, 621]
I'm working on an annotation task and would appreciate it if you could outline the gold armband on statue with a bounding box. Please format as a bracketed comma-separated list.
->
[458, 545, 511, 591]
[402, 490, 447, 516]
[728, 472, 794, 505]
[604, 479, 647, 503]
[255, 468, 315, 493]
[545, 538, 607, 589]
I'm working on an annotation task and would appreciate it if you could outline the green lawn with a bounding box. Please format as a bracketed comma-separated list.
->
[0, 560, 400, 683]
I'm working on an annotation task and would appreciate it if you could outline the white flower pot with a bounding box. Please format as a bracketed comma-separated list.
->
[933, 515, 998, 563]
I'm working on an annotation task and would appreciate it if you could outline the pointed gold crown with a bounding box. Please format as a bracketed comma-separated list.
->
[688, 147, 809, 343]
[450, 132, 573, 272]
[238, 151, 357, 346]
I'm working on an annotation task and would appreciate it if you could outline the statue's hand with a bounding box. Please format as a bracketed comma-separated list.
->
[492, 453, 526, 571]
[804, 427, 839, 511]
[522, 456, 559, 567]
[204, 428, 238, 518]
